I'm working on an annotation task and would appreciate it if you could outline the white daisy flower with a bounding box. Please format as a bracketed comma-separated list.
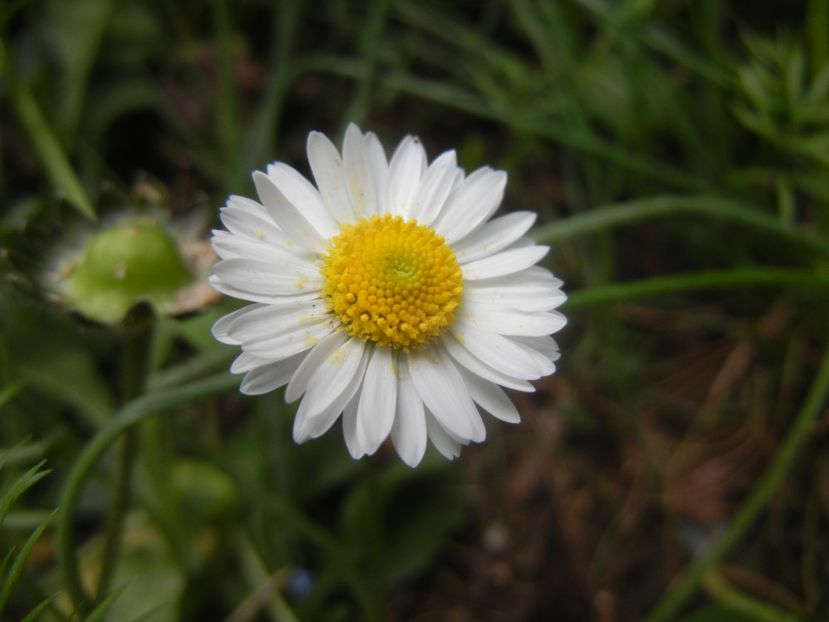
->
[210, 124, 566, 466]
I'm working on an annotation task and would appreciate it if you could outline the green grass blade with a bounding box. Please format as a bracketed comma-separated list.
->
[382, 74, 711, 192]
[0, 461, 50, 525]
[533, 194, 829, 256]
[565, 268, 829, 309]
[146, 348, 235, 392]
[212, 0, 242, 190]
[300, 55, 709, 191]
[243, 0, 303, 174]
[808, 0, 829, 73]
[702, 570, 803, 622]
[2, 510, 55, 530]
[0, 440, 50, 469]
[0, 548, 13, 588]
[49, 0, 117, 140]
[82, 584, 127, 622]
[0, 510, 55, 614]
[0, 382, 22, 410]
[20, 596, 56, 622]
[0, 40, 95, 219]
[342, 0, 392, 126]
[573, 0, 733, 86]
[644, 346, 829, 622]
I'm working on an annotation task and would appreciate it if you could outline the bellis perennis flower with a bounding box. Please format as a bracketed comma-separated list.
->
[209, 124, 566, 466]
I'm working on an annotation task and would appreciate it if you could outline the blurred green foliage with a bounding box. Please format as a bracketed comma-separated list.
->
[2, 0, 829, 621]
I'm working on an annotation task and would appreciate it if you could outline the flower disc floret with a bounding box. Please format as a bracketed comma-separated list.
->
[322, 214, 463, 351]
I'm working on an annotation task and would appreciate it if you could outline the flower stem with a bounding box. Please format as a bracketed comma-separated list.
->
[94, 428, 137, 602]
[643, 346, 829, 622]
[58, 372, 239, 615]
[94, 307, 153, 603]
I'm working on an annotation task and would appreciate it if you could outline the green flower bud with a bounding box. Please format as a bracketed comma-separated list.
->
[67, 219, 191, 323]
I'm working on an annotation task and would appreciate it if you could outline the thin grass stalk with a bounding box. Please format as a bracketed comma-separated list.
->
[564, 268, 829, 309]
[533, 194, 829, 256]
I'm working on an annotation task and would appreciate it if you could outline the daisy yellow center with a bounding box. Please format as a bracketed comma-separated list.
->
[321, 214, 463, 351]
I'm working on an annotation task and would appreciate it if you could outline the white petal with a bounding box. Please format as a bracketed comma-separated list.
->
[225, 194, 268, 218]
[293, 386, 351, 443]
[450, 318, 552, 379]
[391, 357, 427, 467]
[213, 304, 260, 345]
[457, 368, 521, 423]
[307, 131, 357, 224]
[409, 150, 458, 226]
[440, 338, 534, 392]
[452, 211, 536, 263]
[297, 337, 368, 418]
[230, 351, 269, 373]
[343, 123, 379, 219]
[365, 131, 388, 207]
[211, 230, 298, 262]
[465, 266, 565, 311]
[451, 168, 465, 191]
[462, 301, 567, 336]
[209, 276, 318, 306]
[433, 168, 507, 243]
[253, 171, 327, 253]
[266, 162, 339, 238]
[357, 347, 398, 451]
[213, 257, 322, 296]
[408, 345, 485, 442]
[425, 411, 463, 459]
[342, 394, 365, 458]
[464, 282, 567, 312]
[386, 135, 426, 217]
[239, 351, 307, 395]
[217, 300, 327, 344]
[472, 264, 562, 289]
[220, 197, 282, 241]
[511, 335, 561, 362]
[285, 331, 349, 402]
[241, 318, 336, 359]
[461, 245, 549, 280]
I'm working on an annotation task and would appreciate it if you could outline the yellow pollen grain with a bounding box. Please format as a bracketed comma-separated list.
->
[321, 214, 463, 351]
